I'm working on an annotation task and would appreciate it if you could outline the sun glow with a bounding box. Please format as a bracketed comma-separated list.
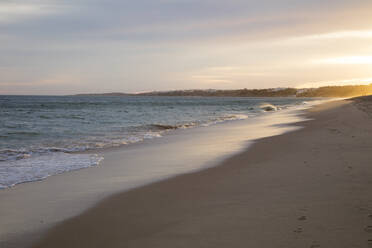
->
[320, 56, 372, 65]
[297, 77, 372, 88]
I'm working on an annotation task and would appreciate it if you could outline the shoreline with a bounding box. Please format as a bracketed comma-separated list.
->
[1, 100, 312, 248]
[0, 96, 316, 190]
[29, 97, 372, 247]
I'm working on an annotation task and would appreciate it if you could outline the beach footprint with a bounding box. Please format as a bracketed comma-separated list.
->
[294, 210, 308, 235]
[365, 226, 372, 233]
[328, 128, 341, 134]
[367, 213, 372, 246]
[298, 215, 307, 221]
[310, 241, 320, 248]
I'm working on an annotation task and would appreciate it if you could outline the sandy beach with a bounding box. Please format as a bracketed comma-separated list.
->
[2, 1, 372, 247]
[26, 97, 372, 248]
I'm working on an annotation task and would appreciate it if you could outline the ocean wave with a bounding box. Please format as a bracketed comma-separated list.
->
[0, 153, 103, 189]
[150, 114, 248, 130]
[149, 124, 180, 130]
[148, 123, 198, 130]
[6, 131, 41, 136]
[0, 96, 319, 189]
[260, 103, 279, 112]
[0, 114, 250, 164]
[202, 114, 249, 126]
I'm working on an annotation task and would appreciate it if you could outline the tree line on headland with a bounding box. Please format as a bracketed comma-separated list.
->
[76, 84, 372, 98]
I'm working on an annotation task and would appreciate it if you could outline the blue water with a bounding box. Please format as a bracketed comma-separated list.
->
[0, 95, 316, 188]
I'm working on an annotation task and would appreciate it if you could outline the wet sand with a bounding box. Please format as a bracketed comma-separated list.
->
[30, 96, 372, 247]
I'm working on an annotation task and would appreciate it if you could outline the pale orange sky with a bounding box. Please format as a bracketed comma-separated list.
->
[1, 0, 372, 94]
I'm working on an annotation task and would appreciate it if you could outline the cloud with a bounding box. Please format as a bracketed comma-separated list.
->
[1, 0, 372, 94]
[316, 56, 372, 65]
[292, 30, 372, 41]
[0, 1, 67, 23]
[3, 0, 372, 42]
[191, 66, 267, 83]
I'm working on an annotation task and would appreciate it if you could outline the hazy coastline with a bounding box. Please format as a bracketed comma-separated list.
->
[74, 84, 372, 98]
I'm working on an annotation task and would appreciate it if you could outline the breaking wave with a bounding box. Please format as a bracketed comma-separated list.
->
[260, 103, 279, 112]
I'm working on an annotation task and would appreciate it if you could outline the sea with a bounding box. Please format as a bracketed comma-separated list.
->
[0, 95, 321, 189]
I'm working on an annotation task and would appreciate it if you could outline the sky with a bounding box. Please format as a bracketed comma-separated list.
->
[1, 0, 372, 95]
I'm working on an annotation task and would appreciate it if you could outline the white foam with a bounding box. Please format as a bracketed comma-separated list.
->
[0, 153, 103, 189]
[143, 132, 162, 139]
[260, 103, 279, 111]
[202, 114, 249, 126]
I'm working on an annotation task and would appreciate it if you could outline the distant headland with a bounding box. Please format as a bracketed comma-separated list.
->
[75, 84, 372, 98]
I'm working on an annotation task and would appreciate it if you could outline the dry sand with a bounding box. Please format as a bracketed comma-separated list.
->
[32, 97, 372, 248]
